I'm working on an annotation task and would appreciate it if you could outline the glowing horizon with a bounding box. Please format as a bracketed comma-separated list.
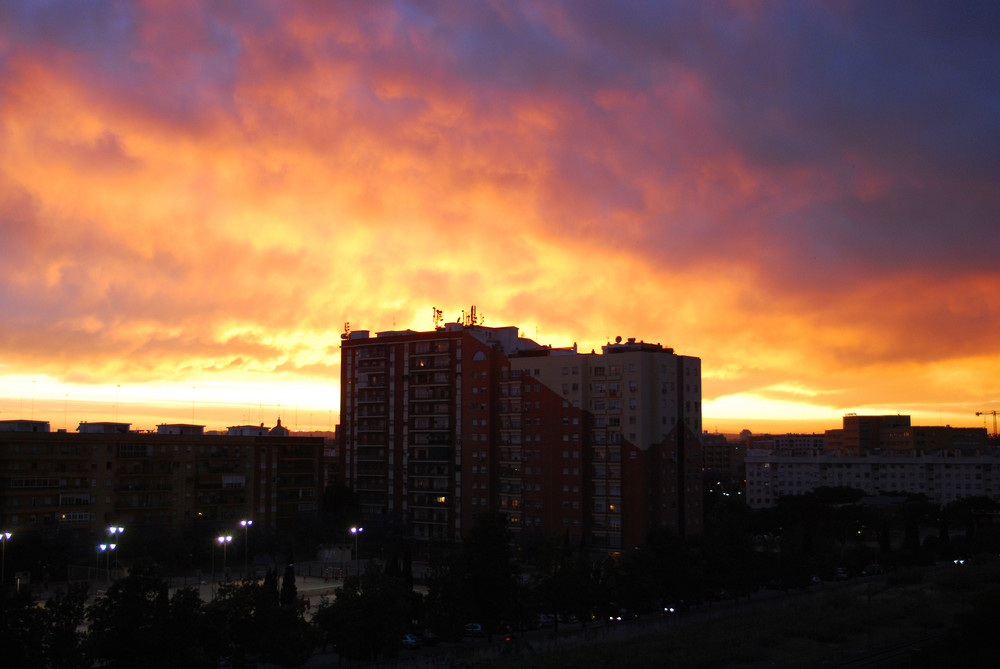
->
[1, 2, 997, 436]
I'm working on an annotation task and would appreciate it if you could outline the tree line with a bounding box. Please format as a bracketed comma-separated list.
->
[2, 487, 998, 667]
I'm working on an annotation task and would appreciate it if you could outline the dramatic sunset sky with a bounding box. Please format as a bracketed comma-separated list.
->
[1, 1, 998, 435]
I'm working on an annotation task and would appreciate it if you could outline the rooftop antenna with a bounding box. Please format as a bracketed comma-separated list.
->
[432, 307, 444, 330]
[341, 322, 351, 340]
[461, 305, 483, 327]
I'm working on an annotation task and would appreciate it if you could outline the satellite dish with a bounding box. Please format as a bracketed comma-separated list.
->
[615, 336, 622, 344]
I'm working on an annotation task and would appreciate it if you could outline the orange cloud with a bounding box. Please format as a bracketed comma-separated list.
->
[1, 2, 998, 432]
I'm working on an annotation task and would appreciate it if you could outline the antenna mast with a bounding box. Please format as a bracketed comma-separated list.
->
[460, 305, 483, 327]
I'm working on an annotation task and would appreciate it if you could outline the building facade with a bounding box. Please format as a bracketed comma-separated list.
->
[338, 322, 703, 551]
[745, 451, 1000, 509]
[744, 416, 996, 508]
[0, 419, 324, 539]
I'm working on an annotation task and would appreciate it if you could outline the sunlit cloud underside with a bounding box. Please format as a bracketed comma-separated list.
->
[0, 2, 998, 433]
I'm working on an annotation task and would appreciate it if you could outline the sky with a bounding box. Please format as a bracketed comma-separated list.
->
[1, 1, 998, 436]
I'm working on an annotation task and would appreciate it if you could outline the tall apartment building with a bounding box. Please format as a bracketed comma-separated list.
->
[0, 419, 324, 540]
[338, 322, 702, 551]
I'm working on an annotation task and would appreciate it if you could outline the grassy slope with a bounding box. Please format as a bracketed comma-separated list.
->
[487, 561, 1000, 669]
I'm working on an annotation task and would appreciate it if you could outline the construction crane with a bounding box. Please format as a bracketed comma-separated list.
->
[976, 410, 998, 438]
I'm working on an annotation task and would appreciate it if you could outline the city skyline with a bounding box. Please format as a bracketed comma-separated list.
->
[1, 2, 998, 435]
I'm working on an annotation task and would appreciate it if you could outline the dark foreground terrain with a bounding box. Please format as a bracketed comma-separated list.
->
[405, 560, 1000, 669]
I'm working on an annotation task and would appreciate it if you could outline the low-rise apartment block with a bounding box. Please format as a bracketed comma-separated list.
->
[745, 416, 996, 508]
[0, 419, 324, 540]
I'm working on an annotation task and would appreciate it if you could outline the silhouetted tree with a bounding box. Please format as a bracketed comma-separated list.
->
[422, 541, 467, 640]
[313, 568, 408, 662]
[280, 562, 298, 607]
[943, 496, 1000, 555]
[260, 566, 280, 607]
[86, 562, 213, 669]
[0, 587, 46, 667]
[39, 583, 89, 669]
[462, 512, 520, 638]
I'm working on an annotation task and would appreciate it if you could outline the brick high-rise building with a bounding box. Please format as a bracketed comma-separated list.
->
[338, 322, 702, 552]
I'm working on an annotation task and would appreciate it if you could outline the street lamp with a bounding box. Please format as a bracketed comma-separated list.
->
[350, 526, 363, 578]
[107, 526, 124, 576]
[1, 531, 11, 587]
[99, 543, 116, 582]
[239, 520, 253, 577]
[217, 535, 232, 582]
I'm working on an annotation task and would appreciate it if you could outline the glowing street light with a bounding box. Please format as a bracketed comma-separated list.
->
[217, 535, 233, 582]
[1, 532, 11, 587]
[239, 520, 253, 576]
[98, 543, 117, 581]
[350, 526, 363, 578]
[107, 526, 124, 575]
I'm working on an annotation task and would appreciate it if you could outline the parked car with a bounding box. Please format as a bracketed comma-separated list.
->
[464, 623, 484, 637]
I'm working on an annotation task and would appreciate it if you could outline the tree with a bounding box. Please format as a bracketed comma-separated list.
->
[943, 496, 1000, 556]
[86, 562, 215, 669]
[39, 583, 89, 669]
[462, 512, 520, 638]
[313, 569, 408, 663]
[0, 587, 47, 667]
[280, 562, 298, 607]
[422, 541, 468, 640]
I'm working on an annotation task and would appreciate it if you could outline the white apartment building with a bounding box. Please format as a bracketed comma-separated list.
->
[745, 451, 1000, 508]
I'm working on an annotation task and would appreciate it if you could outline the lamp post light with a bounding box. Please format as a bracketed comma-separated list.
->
[239, 520, 252, 577]
[107, 526, 124, 576]
[99, 543, 116, 582]
[217, 535, 232, 583]
[1, 531, 11, 587]
[350, 526, 363, 578]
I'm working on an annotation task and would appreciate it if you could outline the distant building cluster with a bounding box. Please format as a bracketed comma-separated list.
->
[2, 316, 994, 556]
[0, 418, 327, 540]
[338, 321, 703, 550]
[744, 415, 997, 508]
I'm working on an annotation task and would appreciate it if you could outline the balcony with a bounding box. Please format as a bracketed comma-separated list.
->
[411, 418, 450, 431]
[358, 347, 387, 360]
